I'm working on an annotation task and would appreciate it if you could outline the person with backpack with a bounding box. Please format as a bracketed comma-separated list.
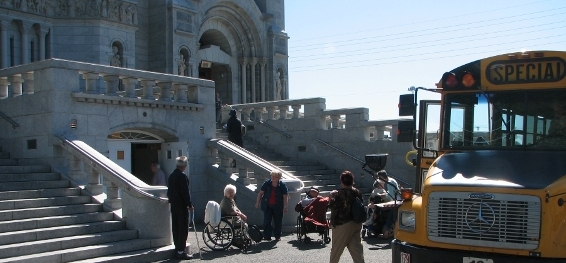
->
[328, 170, 365, 263]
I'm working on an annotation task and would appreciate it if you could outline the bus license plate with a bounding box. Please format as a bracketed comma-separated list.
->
[463, 257, 493, 263]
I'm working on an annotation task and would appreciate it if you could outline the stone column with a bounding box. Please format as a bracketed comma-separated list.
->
[36, 26, 49, 61]
[85, 168, 104, 196]
[239, 57, 248, 103]
[159, 82, 173, 101]
[237, 166, 250, 185]
[103, 179, 122, 211]
[331, 115, 341, 129]
[67, 156, 86, 183]
[291, 105, 302, 119]
[17, 22, 33, 64]
[82, 73, 99, 94]
[122, 77, 138, 98]
[242, 108, 252, 121]
[250, 57, 257, 102]
[0, 78, 9, 99]
[254, 107, 264, 121]
[175, 83, 188, 103]
[219, 153, 232, 173]
[282, 77, 288, 100]
[0, 21, 9, 68]
[260, 57, 267, 102]
[140, 80, 156, 100]
[8, 75, 22, 97]
[22, 72, 34, 94]
[266, 106, 276, 120]
[103, 75, 119, 96]
[278, 105, 288, 120]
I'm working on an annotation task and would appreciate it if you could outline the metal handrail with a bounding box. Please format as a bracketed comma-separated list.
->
[0, 110, 19, 129]
[55, 135, 168, 202]
[317, 139, 365, 164]
[230, 106, 292, 139]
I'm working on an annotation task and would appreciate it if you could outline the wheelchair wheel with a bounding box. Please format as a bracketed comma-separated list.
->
[296, 216, 303, 241]
[202, 219, 234, 251]
[242, 238, 252, 252]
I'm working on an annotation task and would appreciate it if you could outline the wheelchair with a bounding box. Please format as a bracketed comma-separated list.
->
[202, 216, 255, 252]
[296, 211, 331, 244]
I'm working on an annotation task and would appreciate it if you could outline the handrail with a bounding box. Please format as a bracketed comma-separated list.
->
[317, 139, 365, 164]
[207, 138, 304, 191]
[0, 110, 19, 129]
[230, 106, 292, 139]
[55, 134, 168, 202]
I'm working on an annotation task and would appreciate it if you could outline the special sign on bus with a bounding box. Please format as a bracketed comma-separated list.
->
[486, 57, 566, 85]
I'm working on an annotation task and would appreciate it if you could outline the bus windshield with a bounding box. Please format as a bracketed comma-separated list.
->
[442, 89, 566, 150]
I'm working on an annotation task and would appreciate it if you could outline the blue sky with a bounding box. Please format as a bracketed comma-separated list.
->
[284, 0, 566, 120]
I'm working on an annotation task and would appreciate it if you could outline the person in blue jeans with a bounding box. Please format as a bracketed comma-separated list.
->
[255, 170, 288, 241]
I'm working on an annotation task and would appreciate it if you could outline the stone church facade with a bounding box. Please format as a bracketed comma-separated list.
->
[0, 0, 289, 104]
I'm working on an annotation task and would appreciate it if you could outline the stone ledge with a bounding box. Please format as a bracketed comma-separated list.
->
[72, 92, 204, 111]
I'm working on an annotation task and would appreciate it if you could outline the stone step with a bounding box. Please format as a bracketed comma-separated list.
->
[0, 239, 153, 263]
[0, 188, 82, 201]
[70, 244, 177, 263]
[0, 172, 61, 183]
[0, 195, 92, 210]
[0, 203, 103, 222]
[0, 229, 138, 259]
[291, 169, 337, 176]
[0, 180, 70, 192]
[0, 159, 17, 166]
[0, 221, 126, 246]
[0, 165, 51, 174]
[278, 165, 327, 171]
[269, 160, 319, 166]
[0, 212, 115, 234]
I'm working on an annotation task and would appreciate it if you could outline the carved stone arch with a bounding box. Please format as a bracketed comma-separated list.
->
[198, 16, 240, 57]
[109, 123, 179, 142]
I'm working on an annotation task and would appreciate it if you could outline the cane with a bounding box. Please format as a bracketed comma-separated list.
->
[189, 210, 203, 259]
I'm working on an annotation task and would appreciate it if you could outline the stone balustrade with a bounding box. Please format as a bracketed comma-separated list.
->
[0, 58, 214, 108]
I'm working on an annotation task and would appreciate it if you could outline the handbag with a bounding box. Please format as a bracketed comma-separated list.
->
[248, 225, 263, 242]
[351, 196, 367, 224]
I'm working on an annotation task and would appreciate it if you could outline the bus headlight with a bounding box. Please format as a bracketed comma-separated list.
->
[399, 211, 415, 230]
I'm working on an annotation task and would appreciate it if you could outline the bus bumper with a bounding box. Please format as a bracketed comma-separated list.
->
[392, 239, 566, 263]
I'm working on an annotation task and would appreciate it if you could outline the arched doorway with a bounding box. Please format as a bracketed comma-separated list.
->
[107, 130, 164, 184]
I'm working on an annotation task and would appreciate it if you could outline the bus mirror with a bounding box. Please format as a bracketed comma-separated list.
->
[397, 120, 415, 142]
[399, 94, 415, 116]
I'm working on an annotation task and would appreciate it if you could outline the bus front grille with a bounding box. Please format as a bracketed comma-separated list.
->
[427, 192, 541, 250]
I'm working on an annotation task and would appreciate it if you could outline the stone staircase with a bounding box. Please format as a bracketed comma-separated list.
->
[0, 147, 173, 263]
[217, 129, 372, 197]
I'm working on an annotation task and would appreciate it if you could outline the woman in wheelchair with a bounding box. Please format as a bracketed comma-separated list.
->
[220, 184, 248, 225]
[295, 187, 331, 244]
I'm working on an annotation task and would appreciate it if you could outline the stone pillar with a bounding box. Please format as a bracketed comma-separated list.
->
[82, 73, 99, 94]
[36, 26, 49, 61]
[22, 72, 34, 94]
[17, 22, 33, 64]
[237, 166, 250, 185]
[67, 156, 86, 183]
[7, 75, 22, 97]
[0, 21, 9, 68]
[103, 75, 119, 96]
[219, 153, 232, 173]
[122, 77, 138, 98]
[260, 57, 267, 102]
[254, 107, 264, 121]
[291, 105, 302, 119]
[0, 78, 9, 99]
[85, 168, 104, 196]
[159, 82, 173, 101]
[250, 57, 257, 102]
[239, 58, 248, 103]
[242, 108, 252, 121]
[278, 105, 288, 120]
[331, 115, 341, 129]
[175, 84, 188, 103]
[266, 106, 276, 120]
[103, 179, 122, 211]
[140, 80, 156, 100]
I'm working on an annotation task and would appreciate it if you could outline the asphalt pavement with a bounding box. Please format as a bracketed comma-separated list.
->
[154, 223, 394, 263]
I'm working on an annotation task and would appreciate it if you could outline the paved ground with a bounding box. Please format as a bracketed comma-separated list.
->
[154, 223, 394, 263]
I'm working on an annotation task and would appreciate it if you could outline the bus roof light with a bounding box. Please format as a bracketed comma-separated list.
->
[461, 72, 476, 88]
[534, 52, 544, 58]
[442, 72, 458, 89]
[521, 53, 530, 58]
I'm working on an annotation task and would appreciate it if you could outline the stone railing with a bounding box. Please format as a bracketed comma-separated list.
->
[55, 135, 171, 247]
[0, 58, 214, 108]
[207, 138, 303, 192]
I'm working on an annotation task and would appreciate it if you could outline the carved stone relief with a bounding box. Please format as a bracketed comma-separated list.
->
[0, 0, 138, 25]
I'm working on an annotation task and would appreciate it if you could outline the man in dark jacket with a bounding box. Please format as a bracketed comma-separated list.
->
[167, 156, 193, 260]
[226, 109, 244, 147]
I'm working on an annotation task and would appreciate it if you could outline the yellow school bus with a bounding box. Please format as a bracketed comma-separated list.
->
[393, 50, 566, 263]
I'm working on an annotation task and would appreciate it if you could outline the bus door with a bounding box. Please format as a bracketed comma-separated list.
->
[416, 100, 441, 193]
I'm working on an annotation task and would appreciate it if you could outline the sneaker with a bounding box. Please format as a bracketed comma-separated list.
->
[175, 252, 193, 260]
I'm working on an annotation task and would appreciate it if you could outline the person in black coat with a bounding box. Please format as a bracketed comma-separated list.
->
[167, 156, 193, 260]
[226, 109, 244, 147]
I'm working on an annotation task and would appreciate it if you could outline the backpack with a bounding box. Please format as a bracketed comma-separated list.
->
[351, 196, 367, 224]
[248, 225, 263, 243]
